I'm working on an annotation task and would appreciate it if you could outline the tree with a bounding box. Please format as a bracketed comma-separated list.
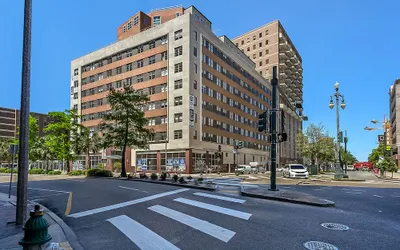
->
[0, 138, 12, 164]
[79, 127, 102, 169]
[44, 110, 82, 173]
[341, 148, 357, 166]
[296, 123, 336, 173]
[14, 115, 40, 164]
[100, 86, 152, 177]
[368, 145, 384, 166]
[377, 155, 397, 177]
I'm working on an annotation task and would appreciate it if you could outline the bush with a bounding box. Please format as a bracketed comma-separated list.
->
[86, 168, 101, 177]
[139, 173, 148, 179]
[113, 162, 121, 173]
[172, 174, 179, 182]
[160, 172, 167, 181]
[48, 170, 62, 175]
[197, 177, 204, 182]
[179, 177, 187, 184]
[0, 168, 7, 173]
[150, 173, 158, 180]
[186, 175, 193, 180]
[0, 168, 18, 173]
[97, 163, 105, 170]
[28, 168, 44, 174]
[94, 170, 113, 177]
[68, 170, 83, 176]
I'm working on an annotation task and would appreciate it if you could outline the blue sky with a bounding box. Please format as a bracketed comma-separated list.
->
[1, 0, 399, 161]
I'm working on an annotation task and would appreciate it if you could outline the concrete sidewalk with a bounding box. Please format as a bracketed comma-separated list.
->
[0, 192, 82, 250]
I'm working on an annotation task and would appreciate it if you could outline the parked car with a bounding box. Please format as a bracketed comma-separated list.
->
[235, 165, 252, 174]
[282, 164, 309, 179]
[346, 165, 355, 171]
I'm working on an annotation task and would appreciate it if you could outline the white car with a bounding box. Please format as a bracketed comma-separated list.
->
[235, 165, 252, 174]
[346, 165, 355, 171]
[282, 164, 309, 179]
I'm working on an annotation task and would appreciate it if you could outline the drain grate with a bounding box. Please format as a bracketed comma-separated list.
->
[303, 241, 339, 250]
[321, 223, 350, 231]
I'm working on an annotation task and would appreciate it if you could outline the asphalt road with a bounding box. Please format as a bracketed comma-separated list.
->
[1, 178, 400, 250]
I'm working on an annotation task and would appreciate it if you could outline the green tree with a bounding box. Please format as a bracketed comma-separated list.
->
[44, 110, 82, 173]
[79, 127, 102, 169]
[368, 145, 384, 166]
[14, 115, 40, 163]
[100, 86, 152, 177]
[113, 161, 122, 173]
[0, 138, 12, 163]
[377, 155, 397, 177]
[341, 148, 357, 166]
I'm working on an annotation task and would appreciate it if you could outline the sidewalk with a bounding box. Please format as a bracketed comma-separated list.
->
[0, 192, 82, 250]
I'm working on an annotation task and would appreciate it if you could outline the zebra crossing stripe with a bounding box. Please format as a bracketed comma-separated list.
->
[108, 215, 180, 250]
[148, 205, 236, 243]
[193, 192, 246, 203]
[174, 198, 251, 220]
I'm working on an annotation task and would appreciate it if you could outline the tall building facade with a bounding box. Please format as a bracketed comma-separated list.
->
[71, 6, 274, 173]
[232, 20, 304, 166]
[389, 79, 400, 167]
[0, 106, 49, 139]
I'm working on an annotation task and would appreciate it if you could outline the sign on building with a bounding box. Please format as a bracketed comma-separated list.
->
[378, 135, 384, 143]
[189, 95, 195, 127]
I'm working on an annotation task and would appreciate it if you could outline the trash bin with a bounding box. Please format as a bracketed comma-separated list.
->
[307, 165, 318, 175]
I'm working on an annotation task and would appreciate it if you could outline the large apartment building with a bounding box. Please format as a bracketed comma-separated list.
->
[232, 20, 304, 166]
[389, 79, 400, 167]
[71, 6, 275, 173]
[0, 106, 49, 139]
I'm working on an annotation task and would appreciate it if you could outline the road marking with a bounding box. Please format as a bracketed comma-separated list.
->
[174, 198, 251, 220]
[119, 186, 148, 193]
[65, 192, 73, 215]
[148, 205, 235, 243]
[313, 189, 326, 191]
[346, 192, 362, 195]
[213, 182, 258, 187]
[108, 215, 180, 250]
[193, 192, 246, 203]
[373, 195, 383, 198]
[68, 188, 189, 218]
[391, 195, 400, 198]
[30, 193, 66, 201]
[0, 185, 70, 194]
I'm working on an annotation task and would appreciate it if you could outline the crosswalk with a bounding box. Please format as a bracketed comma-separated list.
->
[106, 192, 251, 249]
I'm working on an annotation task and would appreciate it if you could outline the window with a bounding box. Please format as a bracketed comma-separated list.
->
[193, 80, 197, 90]
[266, 59, 269, 64]
[253, 35, 256, 40]
[137, 46, 143, 53]
[116, 54, 122, 61]
[174, 96, 183, 106]
[161, 68, 168, 76]
[174, 62, 183, 73]
[266, 49, 269, 54]
[137, 74, 144, 83]
[175, 46, 183, 56]
[73, 93, 78, 99]
[148, 55, 155, 65]
[161, 52, 168, 60]
[259, 61, 262, 66]
[193, 130, 197, 139]
[74, 81, 78, 87]
[247, 47, 250, 52]
[174, 113, 183, 123]
[134, 16, 139, 25]
[193, 30, 198, 41]
[149, 41, 155, 49]
[265, 30, 269, 35]
[126, 63, 133, 71]
[259, 71, 262, 74]
[240, 40, 243, 45]
[265, 40, 269, 45]
[116, 67, 122, 74]
[161, 117, 168, 124]
[127, 21, 132, 30]
[194, 63, 197, 74]
[174, 79, 183, 89]
[193, 47, 197, 57]
[123, 25, 126, 33]
[174, 29, 183, 40]
[259, 32, 262, 38]
[253, 44, 256, 49]
[259, 42, 262, 48]
[148, 103, 156, 110]
[148, 71, 155, 80]
[161, 101, 167, 108]
[116, 80, 122, 88]
[174, 130, 183, 139]
[137, 59, 143, 68]
[149, 87, 156, 94]
[107, 70, 112, 77]
[73, 104, 78, 110]
[126, 77, 132, 86]
[176, 13, 180, 17]
[259, 51, 262, 57]
[153, 16, 161, 25]
[253, 54, 256, 59]
[161, 85, 167, 92]
[74, 69, 78, 76]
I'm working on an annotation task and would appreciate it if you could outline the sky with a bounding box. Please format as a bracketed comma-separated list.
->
[1, 0, 399, 161]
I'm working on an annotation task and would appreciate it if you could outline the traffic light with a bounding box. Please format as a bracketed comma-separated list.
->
[281, 111, 285, 132]
[339, 131, 344, 143]
[238, 141, 243, 149]
[258, 111, 268, 132]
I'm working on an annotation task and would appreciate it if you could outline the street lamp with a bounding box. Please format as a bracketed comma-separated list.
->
[329, 81, 346, 178]
[365, 116, 390, 157]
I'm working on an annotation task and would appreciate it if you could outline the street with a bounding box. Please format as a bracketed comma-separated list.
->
[1, 178, 400, 250]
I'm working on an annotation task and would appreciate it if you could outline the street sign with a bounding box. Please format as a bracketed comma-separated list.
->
[386, 145, 391, 151]
[378, 135, 384, 142]
[232, 149, 237, 154]
[9, 144, 18, 155]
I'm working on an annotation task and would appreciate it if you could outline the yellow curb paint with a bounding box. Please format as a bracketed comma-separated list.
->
[65, 192, 73, 215]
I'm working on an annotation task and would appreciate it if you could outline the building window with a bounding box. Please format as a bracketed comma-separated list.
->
[176, 13, 180, 17]
[161, 84, 168, 92]
[253, 44, 256, 49]
[174, 29, 183, 40]
[265, 40, 269, 45]
[73, 104, 78, 110]
[259, 51, 262, 57]
[259, 71, 262, 74]
[175, 46, 183, 56]
[123, 25, 126, 33]
[107, 70, 112, 77]
[126, 78, 132, 86]
[193, 130, 197, 139]
[137, 46, 143, 54]
[137, 74, 144, 83]
[174, 79, 183, 89]
[253, 54, 256, 59]
[259, 32, 262, 38]
[148, 71, 155, 80]
[193, 80, 197, 89]
[161, 68, 168, 76]
[174, 96, 183, 106]
[161, 101, 168, 108]
[153, 16, 161, 25]
[259, 61, 262, 66]
[247, 47, 250, 52]
[74, 68, 78, 76]
[193, 30, 198, 41]
[266, 59, 269, 64]
[127, 21, 132, 30]
[74, 81, 78, 87]
[193, 47, 197, 57]
[148, 55, 155, 65]
[149, 41, 156, 49]
[253, 35, 256, 40]
[161, 52, 168, 60]
[137, 59, 144, 68]
[259, 42, 262, 48]
[266, 49, 269, 54]
[174, 113, 183, 123]
[265, 30, 269, 35]
[241, 40, 244, 45]
[194, 63, 198, 74]
[134, 16, 139, 26]
[174, 62, 183, 73]
[116, 67, 122, 74]
[174, 130, 183, 139]
[73, 93, 78, 99]
[116, 80, 122, 88]
[126, 63, 133, 71]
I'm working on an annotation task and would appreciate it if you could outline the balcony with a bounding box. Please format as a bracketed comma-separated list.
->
[279, 52, 287, 60]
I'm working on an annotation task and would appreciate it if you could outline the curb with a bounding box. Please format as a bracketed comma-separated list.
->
[87, 176, 216, 191]
[332, 178, 366, 182]
[240, 187, 335, 208]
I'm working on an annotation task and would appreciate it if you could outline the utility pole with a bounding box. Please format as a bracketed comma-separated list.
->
[16, 0, 32, 225]
[344, 131, 348, 174]
[269, 66, 278, 191]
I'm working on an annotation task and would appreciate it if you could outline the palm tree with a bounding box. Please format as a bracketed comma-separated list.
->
[80, 127, 102, 169]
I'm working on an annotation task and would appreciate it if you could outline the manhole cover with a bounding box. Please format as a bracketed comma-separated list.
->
[303, 241, 339, 250]
[321, 223, 350, 231]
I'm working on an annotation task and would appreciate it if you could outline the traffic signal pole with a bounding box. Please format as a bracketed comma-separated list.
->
[270, 66, 278, 191]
